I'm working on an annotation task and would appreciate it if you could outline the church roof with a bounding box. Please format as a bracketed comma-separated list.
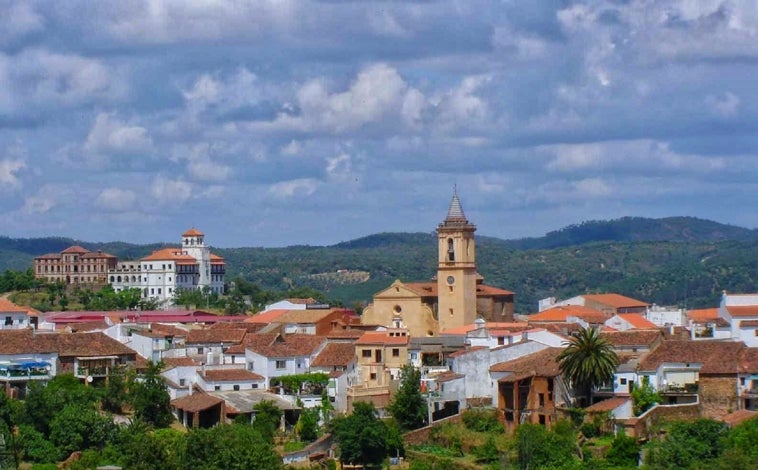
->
[182, 227, 204, 237]
[442, 190, 470, 225]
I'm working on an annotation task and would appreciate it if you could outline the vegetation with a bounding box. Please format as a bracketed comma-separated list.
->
[131, 361, 172, 428]
[5, 217, 758, 312]
[557, 327, 619, 405]
[631, 376, 661, 416]
[388, 365, 427, 431]
[332, 402, 402, 467]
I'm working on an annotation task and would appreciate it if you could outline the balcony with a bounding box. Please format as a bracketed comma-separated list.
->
[661, 383, 699, 394]
[346, 384, 390, 398]
[0, 362, 52, 382]
[740, 387, 758, 398]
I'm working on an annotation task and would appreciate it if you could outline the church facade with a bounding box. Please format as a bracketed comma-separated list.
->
[361, 192, 515, 337]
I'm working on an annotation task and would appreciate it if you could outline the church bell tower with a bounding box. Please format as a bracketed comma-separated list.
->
[437, 189, 477, 332]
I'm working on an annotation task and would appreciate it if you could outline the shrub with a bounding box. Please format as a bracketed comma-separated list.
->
[461, 408, 503, 433]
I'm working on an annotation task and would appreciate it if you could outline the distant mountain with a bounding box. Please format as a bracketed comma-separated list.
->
[2, 217, 757, 312]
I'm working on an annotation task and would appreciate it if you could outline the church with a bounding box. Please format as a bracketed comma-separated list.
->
[361, 191, 515, 338]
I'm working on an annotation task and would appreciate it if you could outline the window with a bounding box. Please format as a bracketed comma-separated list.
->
[179, 379, 186, 387]
[233, 385, 240, 391]
[538, 393, 545, 407]
[620, 378, 627, 385]
[150, 288, 154, 295]
[252, 384, 258, 389]
[370, 372, 377, 380]
[498, 336, 505, 345]
[5, 316, 12, 326]
[248, 362, 254, 370]
[158, 288, 162, 295]
[362, 349, 372, 358]
[198, 347, 204, 354]
[214, 386, 220, 391]
[392, 348, 400, 357]
[276, 360, 287, 369]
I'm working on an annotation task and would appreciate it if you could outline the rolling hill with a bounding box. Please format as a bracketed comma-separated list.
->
[2, 216, 757, 312]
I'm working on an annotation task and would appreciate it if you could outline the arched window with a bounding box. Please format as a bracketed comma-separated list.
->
[117, 276, 122, 282]
[110, 276, 115, 282]
[447, 238, 455, 261]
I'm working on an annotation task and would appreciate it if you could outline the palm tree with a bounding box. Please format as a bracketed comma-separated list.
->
[557, 326, 619, 406]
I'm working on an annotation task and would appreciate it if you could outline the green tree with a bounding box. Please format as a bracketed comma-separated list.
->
[22, 374, 99, 436]
[604, 433, 640, 468]
[295, 406, 320, 442]
[100, 366, 128, 413]
[645, 419, 727, 469]
[719, 416, 758, 462]
[251, 400, 282, 442]
[49, 403, 116, 459]
[116, 420, 184, 470]
[631, 376, 661, 416]
[557, 327, 619, 405]
[15, 424, 59, 464]
[333, 402, 388, 467]
[514, 421, 578, 470]
[184, 424, 282, 470]
[130, 361, 172, 428]
[388, 365, 427, 430]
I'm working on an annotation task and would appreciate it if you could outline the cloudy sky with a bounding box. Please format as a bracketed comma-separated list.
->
[1, 1, 757, 247]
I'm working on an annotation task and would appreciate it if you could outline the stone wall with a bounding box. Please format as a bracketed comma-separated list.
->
[403, 414, 463, 446]
[620, 403, 700, 439]
[700, 376, 739, 419]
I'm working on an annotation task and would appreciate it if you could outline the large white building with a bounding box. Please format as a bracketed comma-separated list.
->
[109, 228, 226, 305]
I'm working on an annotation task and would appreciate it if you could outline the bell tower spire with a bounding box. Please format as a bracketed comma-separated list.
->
[437, 188, 477, 332]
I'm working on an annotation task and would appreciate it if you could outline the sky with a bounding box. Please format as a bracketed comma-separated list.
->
[1, 1, 758, 248]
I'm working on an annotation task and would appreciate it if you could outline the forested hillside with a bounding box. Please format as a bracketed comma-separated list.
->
[2, 217, 757, 312]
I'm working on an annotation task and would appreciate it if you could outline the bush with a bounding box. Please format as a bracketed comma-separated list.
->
[462, 408, 503, 433]
[604, 434, 640, 467]
[581, 422, 601, 439]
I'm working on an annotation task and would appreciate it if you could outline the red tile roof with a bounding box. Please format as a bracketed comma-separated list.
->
[0, 298, 39, 316]
[142, 247, 197, 262]
[528, 305, 608, 323]
[182, 228, 204, 237]
[585, 397, 630, 413]
[687, 308, 719, 322]
[61, 245, 90, 254]
[0, 331, 137, 358]
[245, 333, 326, 358]
[186, 328, 247, 345]
[311, 343, 356, 367]
[244, 309, 288, 324]
[720, 409, 758, 427]
[600, 330, 662, 348]
[475, 285, 514, 296]
[0, 330, 57, 354]
[163, 357, 198, 369]
[490, 348, 562, 376]
[171, 392, 223, 412]
[201, 369, 264, 382]
[727, 306, 758, 317]
[355, 331, 409, 346]
[448, 346, 488, 358]
[638, 340, 746, 374]
[583, 294, 649, 309]
[616, 314, 658, 329]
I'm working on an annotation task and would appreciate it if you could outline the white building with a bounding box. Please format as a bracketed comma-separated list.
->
[109, 228, 226, 306]
[719, 292, 758, 347]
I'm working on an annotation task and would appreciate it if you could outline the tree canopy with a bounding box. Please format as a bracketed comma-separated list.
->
[388, 365, 427, 431]
[557, 326, 619, 405]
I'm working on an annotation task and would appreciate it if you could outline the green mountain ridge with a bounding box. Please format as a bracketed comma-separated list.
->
[2, 216, 757, 312]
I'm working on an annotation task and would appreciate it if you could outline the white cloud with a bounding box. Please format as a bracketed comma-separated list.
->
[325, 152, 354, 183]
[0, 159, 25, 189]
[84, 113, 152, 157]
[706, 92, 740, 118]
[0, 2, 44, 44]
[432, 75, 491, 132]
[171, 143, 231, 182]
[151, 176, 192, 205]
[267, 178, 319, 199]
[96, 188, 137, 212]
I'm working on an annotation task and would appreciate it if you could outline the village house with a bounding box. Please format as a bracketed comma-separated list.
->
[539, 293, 650, 316]
[637, 340, 754, 418]
[686, 308, 731, 340]
[718, 292, 758, 346]
[525, 305, 609, 327]
[490, 347, 573, 431]
[310, 342, 358, 412]
[0, 298, 39, 330]
[33, 246, 118, 286]
[604, 313, 658, 331]
[244, 333, 327, 389]
[348, 330, 409, 413]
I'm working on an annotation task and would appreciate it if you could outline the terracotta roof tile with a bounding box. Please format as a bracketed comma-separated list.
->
[720, 409, 758, 427]
[616, 314, 658, 329]
[61, 245, 90, 254]
[311, 343, 356, 367]
[0, 298, 39, 316]
[585, 397, 630, 413]
[431, 371, 464, 383]
[245, 333, 326, 358]
[727, 306, 758, 317]
[208, 322, 266, 333]
[528, 305, 608, 323]
[355, 331, 409, 346]
[186, 328, 247, 344]
[448, 346, 488, 358]
[201, 369, 264, 382]
[0, 330, 57, 354]
[600, 330, 662, 348]
[182, 228, 204, 237]
[244, 309, 288, 324]
[55, 332, 136, 357]
[163, 357, 198, 368]
[325, 330, 366, 339]
[490, 348, 562, 376]
[475, 285, 514, 296]
[638, 340, 746, 374]
[171, 392, 223, 412]
[142, 247, 197, 262]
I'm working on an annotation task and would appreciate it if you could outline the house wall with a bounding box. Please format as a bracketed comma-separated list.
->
[0, 313, 31, 330]
[450, 340, 549, 400]
[363, 291, 438, 338]
[245, 350, 313, 388]
[700, 375, 740, 419]
[737, 324, 758, 347]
